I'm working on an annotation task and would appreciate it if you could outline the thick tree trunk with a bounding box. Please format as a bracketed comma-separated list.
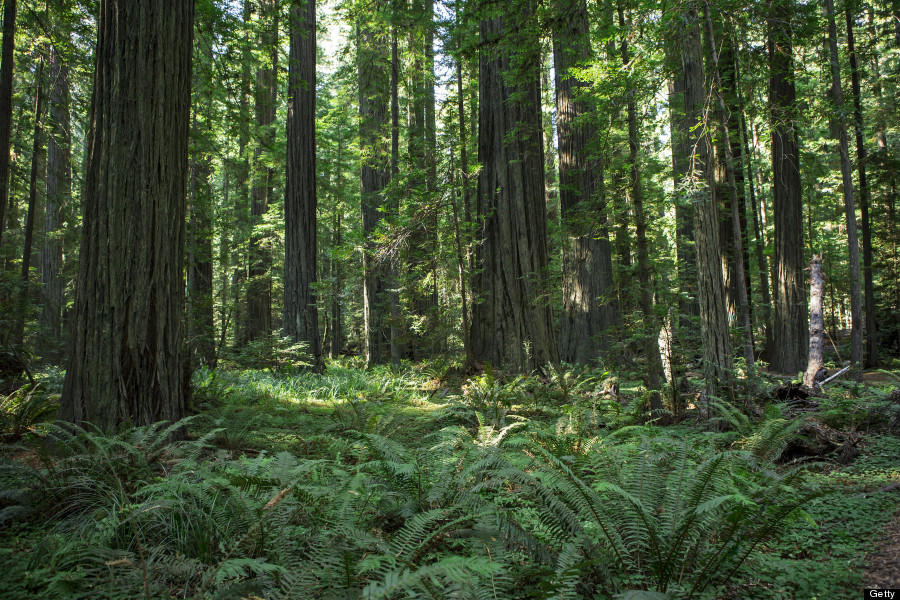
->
[470, 2, 559, 372]
[845, 6, 877, 367]
[825, 0, 864, 377]
[40, 42, 70, 356]
[703, 6, 754, 370]
[768, 0, 807, 374]
[554, 0, 619, 364]
[358, 12, 392, 366]
[242, 0, 278, 344]
[0, 0, 15, 248]
[804, 255, 825, 388]
[61, 0, 192, 431]
[284, 0, 323, 372]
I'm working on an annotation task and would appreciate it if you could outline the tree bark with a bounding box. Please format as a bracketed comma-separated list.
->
[470, 0, 559, 372]
[804, 255, 825, 388]
[40, 41, 70, 357]
[703, 5, 754, 369]
[241, 0, 279, 345]
[845, 5, 877, 367]
[61, 0, 193, 431]
[825, 0, 864, 377]
[284, 0, 323, 372]
[0, 0, 15, 248]
[554, 0, 619, 365]
[768, 0, 807, 374]
[358, 10, 392, 366]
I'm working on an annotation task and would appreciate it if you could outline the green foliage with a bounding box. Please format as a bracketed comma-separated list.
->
[0, 384, 59, 442]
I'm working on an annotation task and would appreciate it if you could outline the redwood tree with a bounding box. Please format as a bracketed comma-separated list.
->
[470, 0, 558, 371]
[284, 0, 323, 371]
[61, 0, 193, 430]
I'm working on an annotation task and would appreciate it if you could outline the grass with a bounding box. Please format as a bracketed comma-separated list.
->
[0, 358, 897, 599]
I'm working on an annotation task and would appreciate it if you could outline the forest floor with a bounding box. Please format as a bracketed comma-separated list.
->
[0, 359, 898, 599]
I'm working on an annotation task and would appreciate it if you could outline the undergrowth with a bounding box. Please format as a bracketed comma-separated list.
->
[0, 359, 896, 599]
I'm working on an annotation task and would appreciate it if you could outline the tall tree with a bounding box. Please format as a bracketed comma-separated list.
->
[13, 51, 45, 349]
[845, 4, 877, 367]
[40, 41, 70, 355]
[358, 4, 392, 366]
[553, 0, 619, 364]
[824, 0, 863, 375]
[0, 0, 15, 248]
[768, 0, 807, 374]
[241, 0, 279, 345]
[470, 0, 559, 371]
[284, 0, 323, 371]
[671, 6, 732, 397]
[61, 0, 193, 430]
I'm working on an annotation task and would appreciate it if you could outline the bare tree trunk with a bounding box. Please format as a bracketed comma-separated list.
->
[61, 0, 192, 430]
[0, 0, 15, 248]
[470, 1, 559, 372]
[768, 0, 807, 374]
[284, 0, 323, 371]
[804, 255, 825, 388]
[845, 5, 877, 368]
[554, 0, 619, 364]
[825, 0, 864, 377]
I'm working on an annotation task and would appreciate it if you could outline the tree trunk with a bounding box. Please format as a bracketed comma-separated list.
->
[620, 3, 663, 407]
[0, 0, 15, 248]
[40, 41, 70, 357]
[61, 0, 192, 431]
[358, 11, 392, 366]
[554, 0, 619, 364]
[768, 0, 807, 374]
[703, 6, 754, 370]
[804, 255, 825, 388]
[825, 0, 864, 377]
[12, 52, 44, 348]
[470, 1, 559, 372]
[845, 5, 877, 368]
[242, 0, 278, 344]
[284, 0, 323, 372]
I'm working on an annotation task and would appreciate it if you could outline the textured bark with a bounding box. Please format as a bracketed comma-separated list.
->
[241, 0, 278, 344]
[0, 0, 15, 248]
[804, 255, 825, 388]
[40, 42, 70, 354]
[675, 7, 732, 397]
[61, 0, 193, 430]
[703, 6, 754, 369]
[284, 0, 323, 372]
[470, 2, 559, 372]
[554, 0, 618, 364]
[13, 53, 45, 349]
[768, 0, 807, 374]
[825, 0, 863, 376]
[358, 11, 392, 366]
[845, 6, 877, 367]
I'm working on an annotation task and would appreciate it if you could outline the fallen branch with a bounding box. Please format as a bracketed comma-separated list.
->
[816, 365, 851, 389]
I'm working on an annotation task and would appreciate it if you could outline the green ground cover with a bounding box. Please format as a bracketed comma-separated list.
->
[0, 361, 897, 599]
